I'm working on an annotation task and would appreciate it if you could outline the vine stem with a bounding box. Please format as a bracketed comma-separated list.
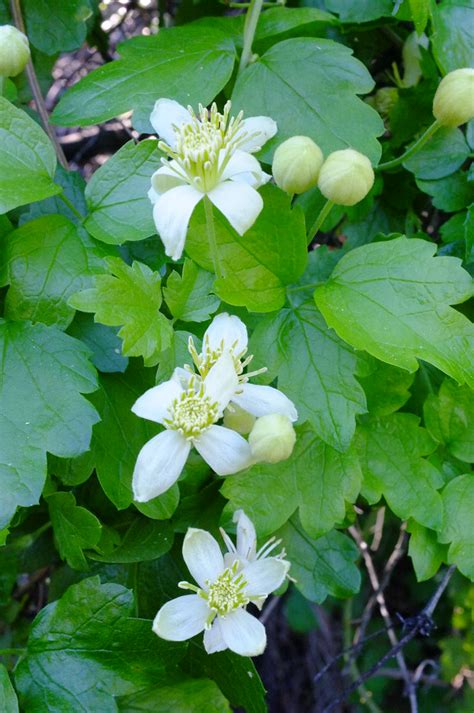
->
[377, 119, 442, 172]
[306, 199, 334, 242]
[10, 0, 68, 169]
[203, 196, 223, 278]
[238, 0, 264, 74]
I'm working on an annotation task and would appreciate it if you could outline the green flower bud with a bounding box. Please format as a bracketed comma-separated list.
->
[374, 87, 399, 118]
[223, 404, 256, 435]
[249, 414, 296, 464]
[272, 136, 324, 194]
[318, 149, 374, 206]
[432, 68, 474, 127]
[0, 25, 30, 78]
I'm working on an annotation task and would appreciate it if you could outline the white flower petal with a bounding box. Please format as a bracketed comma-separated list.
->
[208, 181, 263, 236]
[152, 595, 209, 641]
[131, 379, 182, 424]
[153, 184, 202, 260]
[203, 618, 227, 654]
[233, 383, 298, 421]
[150, 161, 187, 195]
[150, 98, 193, 147]
[203, 313, 248, 355]
[183, 528, 225, 589]
[204, 351, 239, 413]
[148, 185, 160, 205]
[234, 509, 257, 561]
[236, 116, 278, 153]
[242, 558, 290, 598]
[132, 430, 190, 502]
[220, 149, 264, 188]
[171, 366, 197, 390]
[219, 608, 267, 656]
[194, 425, 253, 476]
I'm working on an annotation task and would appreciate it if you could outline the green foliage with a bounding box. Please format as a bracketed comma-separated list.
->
[47, 491, 102, 570]
[431, 0, 474, 73]
[164, 259, 219, 322]
[424, 379, 474, 463]
[439, 474, 474, 579]
[0, 664, 18, 713]
[23, 0, 92, 55]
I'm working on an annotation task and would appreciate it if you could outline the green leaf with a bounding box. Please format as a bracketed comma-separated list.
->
[357, 354, 414, 416]
[3, 215, 106, 330]
[424, 379, 474, 463]
[47, 491, 102, 570]
[49, 449, 95, 487]
[253, 6, 338, 51]
[407, 520, 447, 582]
[403, 127, 470, 179]
[357, 413, 444, 530]
[23, 0, 92, 54]
[417, 172, 474, 211]
[155, 331, 199, 385]
[164, 259, 219, 323]
[324, 0, 393, 22]
[314, 237, 474, 388]
[84, 139, 160, 245]
[68, 313, 129, 374]
[0, 321, 99, 529]
[51, 23, 236, 132]
[0, 664, 18, 713]
[186, 185, 307, 312]
[431, 0, 474, 74]
[231, 37, 383, 163]
[439, 474, 474, 580]
[15, 577, 185, 713]
[70, 257, 173, 365]
[118, 676, 231, 713]
[0, 97, 60, 213]
[250, 303, 367, 450]
[19, 167, 87, 225]
[90, 517, 173, 564]
[276, 517, 361, 602]
[222, 423, 361, 538]
[408, 0, 430, 35]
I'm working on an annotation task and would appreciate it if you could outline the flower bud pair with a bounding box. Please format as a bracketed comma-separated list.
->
[0, 25, 30, 78]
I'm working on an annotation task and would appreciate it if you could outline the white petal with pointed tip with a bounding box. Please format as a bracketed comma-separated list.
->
[221, 149, 265, 188]
[233, 383, 298, 421]
[194, 425, 253, 476]
[150, 161, 187, 195]
[234, 509, 257, 561]
[236, 116, 278, 153]
[183, 528, 225, 590]
[219, 608, 267, 656]
[150, 98, 193, 147]
[131, 379, 182, 424]
[153, 184, 202, 260]
[243, 558, 290, 598]
[204, 351, 239, 414]
[208, 180, 263, 236]
[203, 618, 227, 654]
[153, 595, 209, 641]
[203, 313, 248, 355]
[132, 430, 190, 502]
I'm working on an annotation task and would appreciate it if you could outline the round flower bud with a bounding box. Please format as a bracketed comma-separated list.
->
[0, 25, 30, 78]
[249, 414, 296, 464]
[318, 149, 374, 206]
[272, 136, 324, 194]
[223, 404, 256, 435]
[432, 68, 474, 127]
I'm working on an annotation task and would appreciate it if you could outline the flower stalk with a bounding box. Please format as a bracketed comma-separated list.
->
[377, 119, 441, 171]
[307, 199, 334, 242]
[239, 0, 264, 74]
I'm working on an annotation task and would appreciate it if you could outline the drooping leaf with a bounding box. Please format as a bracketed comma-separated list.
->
[431, 0, 474, 73]
[0, 321, 99, 529]
[231, 37, 383, 163]
[69, 257, 173, 365]
[407, 520, 447, 582]
[51, 23, 236, 132]
[23, 0, 92, 54]
[47, 491, 102, 570]
[0, 97, 60, 213]
[164, 259, 219, 322]
[424, 379, 474, 463]
[0, 664, 18, 713]
[314, 237, 474, 388]
[439, 474, 474, 580]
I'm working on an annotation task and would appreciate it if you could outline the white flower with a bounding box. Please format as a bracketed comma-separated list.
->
[189, 313, 298, 423]
[131, 352, 253, 502]
[153, 525, 290, 656]
[148, 98, 277, 260]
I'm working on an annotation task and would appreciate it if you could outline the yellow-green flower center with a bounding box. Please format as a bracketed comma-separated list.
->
[206, 567, 249, 616]
[166, 384, 218, 439]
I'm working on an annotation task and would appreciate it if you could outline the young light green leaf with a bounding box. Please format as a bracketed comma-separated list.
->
[15, 577, 185, 713]
[407, 520, 447, 582]
[439, 474, 474, 580]
[424, 379, 474, 463]
[47, 491, 102, 570]
[357, 413, 444, 530]
[314, 237, 474, 388]
[23, 0, 92, 54]
[231, 38, 383, 163]
[164, 259, 219, 322]
[0, 664, 18, 713]
[70, 257, 173, 365]
[3, 215, 106, 329]
[84, 139, 160, 245]
[51, 23, 236, 132]
[0, 97, 60, 213]
[0, 321, 99, 529]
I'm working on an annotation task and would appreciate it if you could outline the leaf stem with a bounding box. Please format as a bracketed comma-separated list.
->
[203, 196, 223, 278]
[307, 199, 334, 242]
[238, 0, 264, 74]
[377, 119, 442, 172]
[0, 648, 26, 656]
[58, 191, 84, 221]
[10, 0, 68, 169]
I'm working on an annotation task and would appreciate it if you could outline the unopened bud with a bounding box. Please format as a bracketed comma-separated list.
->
[318, 149, 374, 206]
[374, 87, 399, 118]
[432, 68, 474, 127]
[0, 25, 30, 78]
[223, 404, 256, 435]
[249, 414, 296, 464]
[272, 136, 324, 194]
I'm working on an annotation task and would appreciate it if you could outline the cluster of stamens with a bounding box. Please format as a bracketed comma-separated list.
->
[187, 335, 265, 383]
[165, 380, 218, 439]
[206, 565, 249, 616]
